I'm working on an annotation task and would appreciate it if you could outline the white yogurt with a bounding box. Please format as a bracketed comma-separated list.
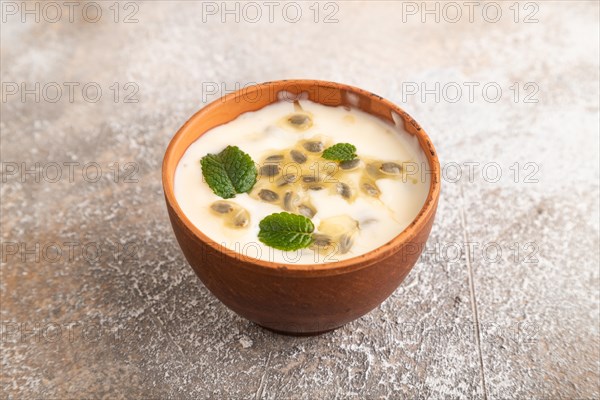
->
[174, 100, 430, 264]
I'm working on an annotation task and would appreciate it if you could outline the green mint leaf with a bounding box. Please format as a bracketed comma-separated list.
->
[200, 145, 257, 199]
[258, 212, 315, 251]
[322, 143, 357, 161]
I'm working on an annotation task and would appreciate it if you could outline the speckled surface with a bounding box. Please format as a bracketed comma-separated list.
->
[1, 1, 599, 399]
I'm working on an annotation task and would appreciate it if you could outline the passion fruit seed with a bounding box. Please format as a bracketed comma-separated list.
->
[362, 182, 380, 197]
[288, 114, 311, 126]
[308, 184, 325, 191]
[290, 149, 307, 164]
[338, 234, 355, 254]
[336, 182, 352, 199]
[380, 162, 402, 175]
[276, 173, 297, 187]
[232, 209, 250, 228]
[258, 189, 279, 202]
[339, 158, 360, 170]
[298, 204, 316, 218]
[210, 201, 234, 214]
[210, 201, 250, 229]
[260, 164, 280, 177]
[301, 175, 317, 183]
[283, 191, 299, 211]
[360, 218, 378, 227]
[312, 234, 332, 247]
[315, 215, 360, 254]
[303, 141, 324, 153]
[265, 154, 284, 162]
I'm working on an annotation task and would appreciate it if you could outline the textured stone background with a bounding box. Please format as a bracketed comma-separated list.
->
[1, 1, 599, 398]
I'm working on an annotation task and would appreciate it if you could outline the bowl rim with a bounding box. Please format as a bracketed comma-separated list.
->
[162, 79, 441, 274]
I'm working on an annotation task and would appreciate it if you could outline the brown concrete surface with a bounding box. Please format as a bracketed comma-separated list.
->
[1, 1, 599, 398]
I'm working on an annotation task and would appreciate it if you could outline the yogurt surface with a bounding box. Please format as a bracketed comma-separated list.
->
[174, 100, 430, 264]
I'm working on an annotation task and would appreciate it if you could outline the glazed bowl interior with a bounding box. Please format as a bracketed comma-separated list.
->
[162, 80, 440, 273]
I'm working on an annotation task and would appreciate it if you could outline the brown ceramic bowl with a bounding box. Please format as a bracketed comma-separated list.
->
[162, 80, 440, 335]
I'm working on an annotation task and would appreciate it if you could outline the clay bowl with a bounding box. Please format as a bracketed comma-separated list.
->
[162, 80, 440, 335]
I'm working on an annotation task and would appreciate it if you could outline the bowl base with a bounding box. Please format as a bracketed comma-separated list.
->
[256, 323, 340, 337]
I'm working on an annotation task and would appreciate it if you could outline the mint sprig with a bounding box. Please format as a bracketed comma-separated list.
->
[258, 212, 314, 251]
[322, 143, 357, 161]
[200, 146, 257, 199]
